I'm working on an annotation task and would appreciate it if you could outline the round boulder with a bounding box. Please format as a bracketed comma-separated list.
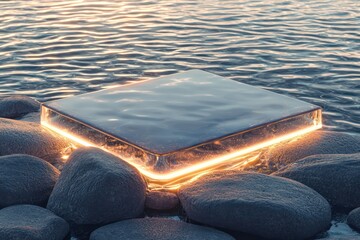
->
[47, 147, 146, 225]
[273, 153, 360, 208]
[90, 218, 234, 240]
[178, 171, 331, 240]
[348, 207, 360, 232]
[249, 131, 360, 173]
[145, 190, 179, 211]
[0, 118, 71, 167]
[19, 111, 41, 123]
[0, 95, 40, 118]
[0, 204, 69, 240]
[0, 154, 59, 208]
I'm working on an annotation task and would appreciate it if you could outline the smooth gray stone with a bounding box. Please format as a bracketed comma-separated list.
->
[273, 153, 360, 208]
[244, 131, 360, 173]
[0, 118, 71, 167]
[0, 204, 69, 240]
[348, 207, 360, 232]
[0, 95, 40, 118]
[89, 218, 235, 240]
[47, 147, 146, 225]
[145, 191, 179, 211]
[18, 111, 41, 123]
[178, 171, 331, 240]
[0, 154, 59, 208]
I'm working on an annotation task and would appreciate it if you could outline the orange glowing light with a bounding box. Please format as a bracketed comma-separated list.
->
[41, 119, 322, 182]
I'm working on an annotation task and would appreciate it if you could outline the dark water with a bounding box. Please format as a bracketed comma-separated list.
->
[0, 0, 359, 135]
[0, 0, 360, 239]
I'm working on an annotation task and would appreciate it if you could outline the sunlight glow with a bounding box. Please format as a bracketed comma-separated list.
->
[41, 119, 322, 183]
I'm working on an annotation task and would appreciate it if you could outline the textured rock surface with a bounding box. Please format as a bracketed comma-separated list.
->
[0, 204, 69, 240]
[145, 191, 179, 211]
[245, 131, 360, 173]
[47, 147, 146, 225]
[18, 111, 41, 123]
[0, 154, 59, 208]
[274, 153, 360, 208]
[0, 118, 71, 167]
[179, 171, 331, 240]
[0, 95, 40, 118]
[90, 218, 235, 240]
[348, 207, 360, 232]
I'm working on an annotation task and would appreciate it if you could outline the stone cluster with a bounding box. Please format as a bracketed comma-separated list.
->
[0, 95, 359, 240]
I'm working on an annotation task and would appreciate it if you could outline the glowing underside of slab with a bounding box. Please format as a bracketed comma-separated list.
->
[41, 107, 322, 184]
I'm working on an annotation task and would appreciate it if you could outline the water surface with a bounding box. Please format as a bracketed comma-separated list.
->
[0, 0, 359, 134]
[0, 1, 360, 239]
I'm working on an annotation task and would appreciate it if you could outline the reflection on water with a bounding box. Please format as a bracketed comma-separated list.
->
[0, 0, 359, 135]
[1, 1, 360, 239]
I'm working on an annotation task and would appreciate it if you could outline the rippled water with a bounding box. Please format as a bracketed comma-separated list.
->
[1, 1, 360, 239]
[0, 0, 359, 134]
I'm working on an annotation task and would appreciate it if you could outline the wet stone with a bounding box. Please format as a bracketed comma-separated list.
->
[0, 118, 71, 168]
[0, 95, 40, 119]
[0, 204, 69, 240]
[47, 147, 146, 226]
[348, 208, 360, 232]
[145, 190, 179, 211]
[245, 131, 360, 173]
[0, 154, 59, 208]
[274, 153, 360, 208]
[89, 218, 235, 240]
[18, 111, 41, 123]
[178, 171, 331, 240]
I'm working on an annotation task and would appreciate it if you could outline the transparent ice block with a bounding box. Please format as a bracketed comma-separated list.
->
[41, 70, 322, 184]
